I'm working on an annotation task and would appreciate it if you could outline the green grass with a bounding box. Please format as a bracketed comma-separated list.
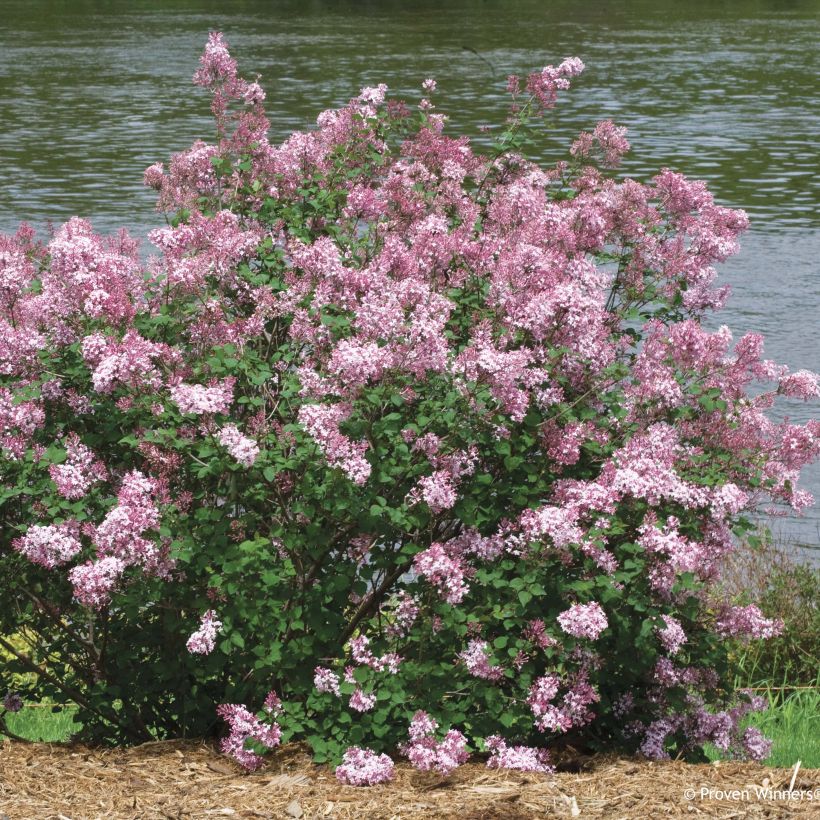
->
[705, 688, 820, 768]
[3, 705, 79, 743]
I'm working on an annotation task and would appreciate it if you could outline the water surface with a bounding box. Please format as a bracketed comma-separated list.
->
[0, 0, 817, 545]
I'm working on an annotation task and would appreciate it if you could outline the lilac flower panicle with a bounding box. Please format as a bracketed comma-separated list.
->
[3, 692, 23, 713]
[216, 424, 260, 467]
[557, 602, 608, 640]
[484, 735, 553, 773]
[217, 702, 281, 771]
[68, 556, 127, 609]
[314, 666, 341, 696]
[715, 605, 783, 640]
[186, 609, 222, 654]
[403, 711, 469, 776]
[13, 522, 82, 569]
[458, 639, 504, 681]
[742, 727, 772, 762]
[335, 747, 395, 786]
[657, 615, 687, 655]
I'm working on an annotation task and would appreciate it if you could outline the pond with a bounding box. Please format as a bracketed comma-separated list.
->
[0, 0, 817, 547]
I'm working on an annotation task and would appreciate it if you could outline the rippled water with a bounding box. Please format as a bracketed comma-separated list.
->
[0, 0, 817, 546]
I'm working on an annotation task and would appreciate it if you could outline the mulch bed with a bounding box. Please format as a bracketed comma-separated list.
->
[1, 740, 817, 819]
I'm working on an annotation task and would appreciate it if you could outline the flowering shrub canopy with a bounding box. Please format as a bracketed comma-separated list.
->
[1, 33, 817, 773]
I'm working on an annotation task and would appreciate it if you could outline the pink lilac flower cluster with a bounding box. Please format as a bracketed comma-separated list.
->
[48, 433, 107, 499]
[458, 639, 504, 681]
[0, 387, 45, 458]
[3, 692, 23, 713]
[81, 330, 169, 395]
[56, 471, 171, 609]
[312, 637, 401, 713]
[715, 604, 783, 640]
[633, 692, 771, 762]
[656, 615, 687, 656]
[348, 688, 377, 713]
[412, 543, 470, 604]
[13, 522, 82, 568]
[349, 635, 402, 674]
[570, 119, 631, 168]
[402, 711, 470, 776]
[527, 673, 600, 733]
[298, 403, 371, 485]
[523, 619, 559, 651]
[556, 602, 608, 640]
[216, 424, 260, 467]
[170, 379, 235, 415]
[216, 702, 281, 770]
[385, 591, 420, 637]
[484, 735, 553, 773]
[186, 609, 223, 655]
[67, 556, 127, 609]
[742, 727, 773, 762]
[335, 747, 395, 786]
[314, 666, 342, 696]
[778, 370, 820, 400]
[408, 470, 457, 513]
[524, 57, 585, 112]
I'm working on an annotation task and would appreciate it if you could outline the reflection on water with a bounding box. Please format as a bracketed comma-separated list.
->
[0, 0, 817, 545]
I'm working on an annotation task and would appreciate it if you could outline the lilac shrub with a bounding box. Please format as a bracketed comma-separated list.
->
[1, 33, 818, 772]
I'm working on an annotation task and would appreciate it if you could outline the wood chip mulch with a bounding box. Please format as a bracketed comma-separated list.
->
[1, 739, 818, 819]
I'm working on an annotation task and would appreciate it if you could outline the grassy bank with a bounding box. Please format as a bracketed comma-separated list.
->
[3, 705, 79, 744]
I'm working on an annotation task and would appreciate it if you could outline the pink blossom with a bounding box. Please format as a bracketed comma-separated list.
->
[84, 331, 166, 394]
[778, 370, 820, 400]
[68, 556, 126, 609]
[193, 31, 238, 89]
[458, 639, 503, 681]
[526, 57, 585, 112]
[571, 120, 630, 167]
[216, 424, 260, 467]
[527, 675, 562, 731]
[349, 688, 377, 712]
[335, 747, 395, 786]
[403, 711, 469, 776]
[484, 736, 553, 773]
[523, 619, 559, 651]
[170, 379, 235, 415]
[639, 718, 675, 760]
[557, 602, 608, 640]
[92, 471, 165, 573]
[715, 605, 783, 640]
[13, 522, 82, 568]
[263, 691, 282, 715]
[386, 592, 420, 637]
[48, 433, 107, 499]
[186, 609, 222, 654]
[314, 666, 341, 696]
[216, 702, 281, 771]
[413, 543, 470, 604]
[742, 727, 772, 761]
[656, 615, 687, 656]
[409, 470, 457, 513]
[298, 402, 371, 485]
[349, 635, 402, 673]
